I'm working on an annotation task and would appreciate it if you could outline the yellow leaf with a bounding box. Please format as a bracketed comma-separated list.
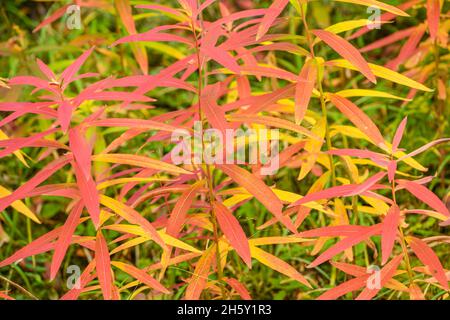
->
[92, 153, 191, 175]
[333, 0, 409, 16]
[97, 177, 172, 190]
[0, 130, 28, 167]
[250, 245, 310, 287]
[335, 89, 411, 101]
[330, 59, 432, 91]
[0, 185, 40, 223]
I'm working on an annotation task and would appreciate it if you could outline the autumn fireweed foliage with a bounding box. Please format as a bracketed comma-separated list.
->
[0, 0, 449, 300]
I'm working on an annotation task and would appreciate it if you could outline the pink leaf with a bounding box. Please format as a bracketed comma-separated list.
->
[381, 204, 400, 265]
[408, 236, 449, 290]
[312, 30, 376, 83]
[214, 202, 251, 268]
[95, 231, 113, 300]
[397, 180, 450, 217]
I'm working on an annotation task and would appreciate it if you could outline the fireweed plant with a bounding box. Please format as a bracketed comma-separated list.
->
[0, 0, 449, 300]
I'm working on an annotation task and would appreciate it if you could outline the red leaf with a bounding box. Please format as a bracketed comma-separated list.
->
[214, 202, 251, 268]
[298, 225, 370, 238]
[50, 201, 84, 280]
[0, 228, 61, 268]
[33, 5, 69, 33]
[381, 204, 400, 265]
[356, 254, 404, 300]
[73, 162, 100, 228]
[295, 61, 316, 124]
[58, 101, 73, 133]
[392, 117, 407, 153]
[166, 181, 203, 237]
[312, 30, 376, 83]
[426, 0, 440, 40]
[308, 224, 382, 268]
[217, 164, 295, 232]
[289, 172, 386, 207]
[224, 277, 252, 300]
[60, 47, 95, 86]
[328, 94, 386, 148]
[397, 180, 450, 217]
[69, 127, 92, 180]
[95, 231, 113, 300]
[317, 276, 368, 300]
[408, 236, 449, 289]
[111, 261, 170, 293]
[256, 0, 290, 40]
[0, 155, 72, 213]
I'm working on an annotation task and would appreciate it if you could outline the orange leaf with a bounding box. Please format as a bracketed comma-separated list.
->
[217, 164, 295, 232]
[250, 245, 310, 288]
[312, 30, 376, 83]
[185, 244, 216, 299]
[111, 261, 169, 293]
[328, 94, 386, 148]
[166, 180, 204, 237]
[381, 204, 400, 265]
[407, 236, 449, 290]
[214, 202, 251, 268]
[50, 201, 84, 280]
[95, 231, 113, 300]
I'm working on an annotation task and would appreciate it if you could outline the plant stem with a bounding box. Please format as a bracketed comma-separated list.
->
[190, 15, 226, 299]
[390, 172, 414, 285]
[0, 275, 38, 300]
[299, 5, 337, 187]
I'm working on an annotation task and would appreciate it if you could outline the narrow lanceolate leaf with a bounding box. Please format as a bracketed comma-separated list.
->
[99, 195, 165, 248]
[295, 61, 317, 124]
[289, 172, 386, 207]
[185, 244, 216, 299]
[58, 101, 73, 133]
[356, 254, 404, 300]
[397, 180, 450, 217]
[224, 278, 251, 300]
[308, 224, 382, 268]
[335, 89, 410, 101]
[0, 228, 61, 268]
[317, 276, 368, 300]
[407, 237, 449, 290]
[0, 129, 28, 167]
[32, 4, 70, 33]
[95, 231, 113, 300]
[328, 59, 433, 91]
[73, 162, 100, 227]
[250, 245, 310, 288]
[256, 0, 290, 40]
[88, 118, 178, 132]
[69, 127, 92, 180]
[92, 153, 191, 175]
[166, 180, 204, 237]
[0, 155, 72, 213]
[333, 0, 409, 16]
[60, 47, 95, 86]
[227, 114, 319, 140]
[381, 204, 400, 265]
[392, 117, 408, 153]
[111, 261, 170, 293]
[328, 94, 385, 148]
[214, 202, 251, 268]
[298, 225, 370, 238]
[0, 185, 40, 223]
[201, 84, 229, 135]
[217, 164, 296, 233]
[50, 201, 84, 280]
[312, 30, 376, 83]
[426, 0, 440, 39]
